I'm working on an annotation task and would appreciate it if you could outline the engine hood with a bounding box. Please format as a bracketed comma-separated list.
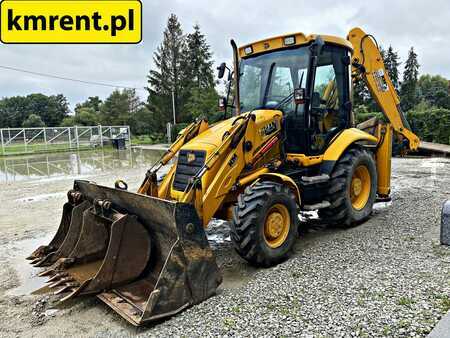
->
[181, 110, 283, 153]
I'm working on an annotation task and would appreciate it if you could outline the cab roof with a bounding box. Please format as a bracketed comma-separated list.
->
[238, 32, 353, 58]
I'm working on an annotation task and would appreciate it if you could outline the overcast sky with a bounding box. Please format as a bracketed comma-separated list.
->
[1, 0, 449, 110]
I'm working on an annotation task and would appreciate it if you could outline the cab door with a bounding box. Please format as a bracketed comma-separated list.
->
[306, 45, 351, 155]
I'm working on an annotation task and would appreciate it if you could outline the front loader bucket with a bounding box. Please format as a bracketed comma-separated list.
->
[29, 180, 222, 325]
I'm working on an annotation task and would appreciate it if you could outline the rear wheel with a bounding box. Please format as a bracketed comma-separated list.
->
[230, 181, 299, 267]
[319, 147, 377, 227]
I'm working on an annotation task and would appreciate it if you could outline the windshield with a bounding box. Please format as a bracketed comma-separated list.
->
[239, 46, 310, 113]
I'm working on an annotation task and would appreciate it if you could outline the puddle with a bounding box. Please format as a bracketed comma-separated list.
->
[207, 233, 231, 245]
[206, 219, 232, 249]
[44, 308, 59, 317]
[374, 200, 393, 211]
[0, 147, 165, 183]
[220, 269, 254, 290]
[7, 235, 53, 296]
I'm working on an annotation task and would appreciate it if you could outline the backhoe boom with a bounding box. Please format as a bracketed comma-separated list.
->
[347, 27, 420, 151]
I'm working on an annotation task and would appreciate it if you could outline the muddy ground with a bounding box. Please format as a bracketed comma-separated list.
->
[0, 152, 449, 337]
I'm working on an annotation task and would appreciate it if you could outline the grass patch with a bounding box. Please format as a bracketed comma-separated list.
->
[230, 306, 241, 313]
[0, 143, 110, 157]
[432, 243, 450, 257]
[223, 317, 236, 327]
[398, 319, 411, 328]
[398, 296, 415, 306]
[131, 134, 166, 145]
[382, 325, 391, 336]
[433, 294, 450, 312]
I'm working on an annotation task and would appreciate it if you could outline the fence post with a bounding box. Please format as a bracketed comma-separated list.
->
[43, 127, 48, 151]
[0, 129, 4, 155]
[99, 125, 103, 147]
[68, 127, 72, 149]
[128, 126, 131, 145]
[23, 129, 27, 153]
[75, 125, 79, 149]
[167, 122, 172, 144]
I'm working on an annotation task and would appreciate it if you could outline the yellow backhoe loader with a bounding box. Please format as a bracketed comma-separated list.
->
[28, 27, 419, 325]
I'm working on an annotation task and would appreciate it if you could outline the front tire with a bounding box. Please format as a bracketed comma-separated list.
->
[230, 181, 299, 267]
[319, 147, 377, 227]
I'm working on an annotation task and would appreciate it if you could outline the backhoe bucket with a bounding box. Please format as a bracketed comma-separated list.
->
[29, 180, 222, 325]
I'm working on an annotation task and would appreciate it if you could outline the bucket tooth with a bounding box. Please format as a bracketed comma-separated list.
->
[32, 256, 52, 267]
[46, 272, 68, 283]
[38, 268, 56, 277]
[49, 277, 74, 289]
[38, 258, 74, 278]
[59, 287, 82, 302]
[30, 257, 43, 265]
[29, 199, 91, 267]
[54, 283, 79, 295]
[28, 194, 80, 262]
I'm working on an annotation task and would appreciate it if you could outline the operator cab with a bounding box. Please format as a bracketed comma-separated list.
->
[236, 33, 353, 156]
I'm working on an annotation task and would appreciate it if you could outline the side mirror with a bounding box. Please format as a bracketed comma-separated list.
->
[217, 62, 226, 79]
[294, 88, 306, 105]
[311, 92, 321, 108]
[218, 97, 227, 111]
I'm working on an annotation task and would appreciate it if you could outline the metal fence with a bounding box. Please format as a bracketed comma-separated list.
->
[0, 125, 131, 156]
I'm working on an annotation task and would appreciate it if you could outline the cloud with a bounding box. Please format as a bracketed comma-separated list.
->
[0, 0, 449, 109]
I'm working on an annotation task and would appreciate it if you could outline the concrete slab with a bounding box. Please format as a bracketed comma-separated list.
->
[420, 141, 450, 156]
[428, 310, 450, 338]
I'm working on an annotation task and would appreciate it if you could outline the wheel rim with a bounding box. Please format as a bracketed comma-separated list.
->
[264, 204, 290, 249]
[350, 165, 371, 210]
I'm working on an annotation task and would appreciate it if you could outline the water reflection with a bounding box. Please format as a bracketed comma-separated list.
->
[0, 148, 165, 183]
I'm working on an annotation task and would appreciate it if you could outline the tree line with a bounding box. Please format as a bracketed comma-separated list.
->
[355, 45, 450, 144]
[0, 14, 449, 144]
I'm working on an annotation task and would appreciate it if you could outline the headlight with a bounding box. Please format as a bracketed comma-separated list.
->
[284, 36, 296, 46]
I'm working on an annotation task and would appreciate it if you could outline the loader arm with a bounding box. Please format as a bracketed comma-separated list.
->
[180, 113, 257, 224]
[347, 27, 420, 151]
[138, 118, 209, 196]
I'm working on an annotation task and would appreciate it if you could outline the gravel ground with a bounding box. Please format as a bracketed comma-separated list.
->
[0, 155, 449, 337]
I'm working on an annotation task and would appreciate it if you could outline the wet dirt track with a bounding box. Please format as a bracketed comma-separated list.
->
[0, 152, 449, 337]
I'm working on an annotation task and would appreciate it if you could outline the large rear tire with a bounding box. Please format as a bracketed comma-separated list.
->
[319, 147, 377, 227]
[230, 181, 299, 267]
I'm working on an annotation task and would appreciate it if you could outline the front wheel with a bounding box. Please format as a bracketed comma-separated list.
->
[230, 181, 299, 267]
[319, 147, 377, 227]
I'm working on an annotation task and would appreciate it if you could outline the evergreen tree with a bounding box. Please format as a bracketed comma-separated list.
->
[400, 47, 420, 111]
[181, 24, 217, 121]
[417, 74, 450, 109]
[183, 24, 215, 90]
[383, 46, 400, 91]
[147, 14, 186, 127]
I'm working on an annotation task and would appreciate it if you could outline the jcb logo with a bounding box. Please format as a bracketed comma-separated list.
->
[187, 152, 196, 163]
[0, 0, 142, 44]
